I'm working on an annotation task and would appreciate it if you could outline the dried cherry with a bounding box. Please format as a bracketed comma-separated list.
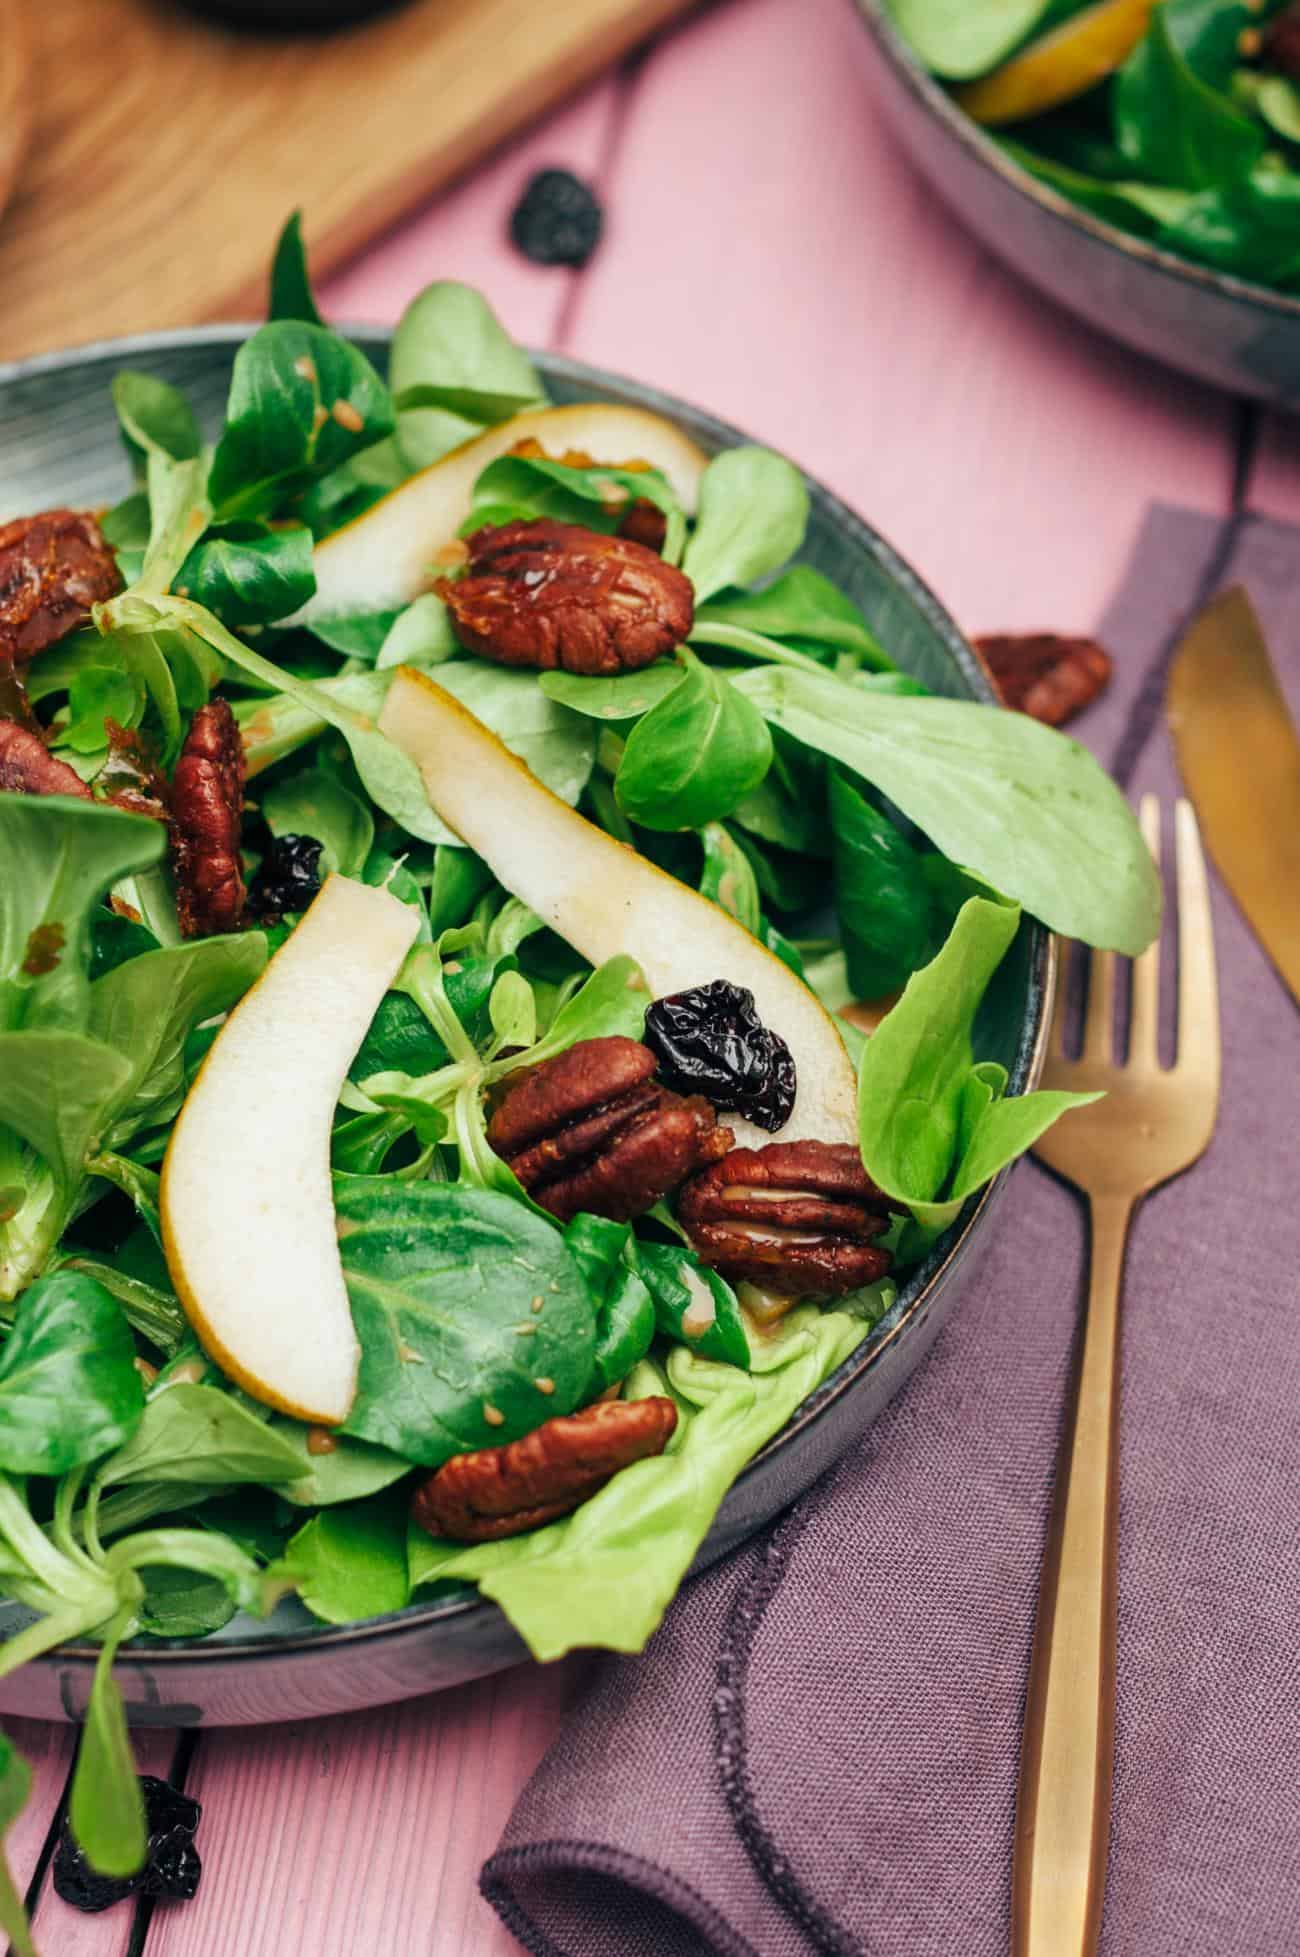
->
[52, 1775, 202, 1914]
[247, 833, 325, 919]
[509, 169, 603, 267]
[644, 980, 796, 1133]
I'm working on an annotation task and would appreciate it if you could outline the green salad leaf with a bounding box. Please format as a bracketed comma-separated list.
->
[858, 897, 1098, 1238]
[409, 1307, 866, 1659]
[635, 1241, 751, 1369]
[262, 767, 374, 878]
[112, 371, 203, 469]
[696, 563, 891, 670]
[563, 1215, 657, 1396]
[390, 281, 545, 469]
[1114, 9, 1262, 190]
[277, 1490, 411, 1624]
[615, 650, 773, 831]
[733, 665, 1160, 952]
[69, 1608, 147, 1878]
[208, 322, 394, 520]
[0, 1734, 36, 1957]
[177, 522, 317, 626]
[268, 209, 325, 326]
[0, 1273, 144, 1476]
[339, 1179, 598, 1466]
[96, 1382, 306, 1489]
[682, 446, 809, 602]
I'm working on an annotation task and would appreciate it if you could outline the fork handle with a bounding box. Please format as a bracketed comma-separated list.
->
[1011, 1191, 1133, 1957]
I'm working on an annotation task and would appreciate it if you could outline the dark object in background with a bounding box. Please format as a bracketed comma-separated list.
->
[509, 169, 604, 268]
[645, 980, 797, 1134]
[53, 1776, 202, 1913]
[974, 632, 1112, 727]
[248, 833, 326, 920]
[176, 0, 410, 29]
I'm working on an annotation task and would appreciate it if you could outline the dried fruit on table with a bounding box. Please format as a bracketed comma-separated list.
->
[438, 518, 694, 676]
[53, 1774, 202, 1913]
[247, 832, 325, 919]
[974, 632, 1112, 726]
[170, 699, 247, 937]
[680, 1140, 899, 1298]
[411, 1394, 678, 1542]
[487, 1034, 732, 1223]
[0, 509, 121, 665]
[0, 718, 92, 798]
[645, 980, 797, 1134]
[509, 167, 604, 268]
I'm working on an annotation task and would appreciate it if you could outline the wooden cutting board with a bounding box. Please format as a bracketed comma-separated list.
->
[0, 0, 695, 362]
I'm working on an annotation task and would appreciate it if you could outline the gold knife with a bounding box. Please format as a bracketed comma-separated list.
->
[1167, 586, 1300, 1005]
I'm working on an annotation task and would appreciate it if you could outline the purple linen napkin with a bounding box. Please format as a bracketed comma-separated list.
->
[482, 509, 1300, 1957]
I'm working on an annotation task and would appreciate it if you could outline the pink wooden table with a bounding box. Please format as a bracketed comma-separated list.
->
[4, 0, 1296, 1950]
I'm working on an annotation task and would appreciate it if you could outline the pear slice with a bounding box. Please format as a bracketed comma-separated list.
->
[161, 875, 419, 1424]
[296, 402, 710, 628]
[379, 668, 859, 1148]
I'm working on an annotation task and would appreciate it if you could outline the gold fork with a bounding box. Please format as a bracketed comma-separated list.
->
[1011, 796, 1221, 1957]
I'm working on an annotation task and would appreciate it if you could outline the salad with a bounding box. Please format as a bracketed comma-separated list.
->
[889, 0, 1300, 292]
[0, 212, 1157, 1903]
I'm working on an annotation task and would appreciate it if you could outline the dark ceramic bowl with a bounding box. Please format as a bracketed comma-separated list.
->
[0, 328, 1051, 1725]
[853, 0, 1300, 404]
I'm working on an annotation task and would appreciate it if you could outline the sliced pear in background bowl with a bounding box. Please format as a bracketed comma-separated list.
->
[296, 402, 710, 629]
[379, 667, 859, 1148]
[161, 875, 419, 1425]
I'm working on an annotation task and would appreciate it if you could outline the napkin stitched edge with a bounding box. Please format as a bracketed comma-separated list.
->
[481, 1838, 766, 1957]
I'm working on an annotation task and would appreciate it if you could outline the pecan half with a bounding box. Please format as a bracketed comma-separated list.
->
[0, 511, 122, 667]
[411, 1395, 678, 1542]
[169, 700, 246, 937]
[974, 633, 1111, 727]
[438, 519, 693, 675]
[0, 719, 91, 799]
[487, 1034, 732, 1223]
[1263, 3, 1300, 78]
[679, 1140, 898, 1298]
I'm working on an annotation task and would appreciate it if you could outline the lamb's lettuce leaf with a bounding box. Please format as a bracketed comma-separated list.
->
[408, 1307, 866, 1659]
[857, 897, 1098, 1241]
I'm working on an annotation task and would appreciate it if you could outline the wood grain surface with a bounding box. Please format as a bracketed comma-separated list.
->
[0, 0, 692, 361]
[0, 0, 29, 230]
[3, 0, 1289, 1949]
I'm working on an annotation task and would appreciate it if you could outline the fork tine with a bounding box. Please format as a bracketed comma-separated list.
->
[1048, 937, 1073, 1060]
[1172, 798, 1221, 1090]
[1081, 947, 1116, 1062]
[1128, 795, 1163, 1067]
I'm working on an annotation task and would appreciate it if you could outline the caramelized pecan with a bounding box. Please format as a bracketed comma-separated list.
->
[679, 1140, 898, 1298]
[411, 1395, 678, 1542]
[1263, 3, 1300, 77]
[0, 719, 91, 799]
[488, 1034, 731, 1223]
[169, 700, 246, 937]
[0, 511, 121, 666]
[974, 633, 1112, 727]
[438, 519, 693, 675]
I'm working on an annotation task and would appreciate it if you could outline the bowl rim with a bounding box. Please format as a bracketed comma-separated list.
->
[852, 0, 1300, 324]
[0, 323, 1053, 1668]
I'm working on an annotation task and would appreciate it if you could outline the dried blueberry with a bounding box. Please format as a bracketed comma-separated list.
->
[644, 980, 796, 1133]
[247, 832, 324, 919]
[52, 1775, 203, 1915]
[509, 169, 603, 268]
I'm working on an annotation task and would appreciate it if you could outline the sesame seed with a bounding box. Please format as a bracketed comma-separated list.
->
[514, 1323, 538, 1337]
[483, 1403, 505, 1426]
[312, 403, 329, 434]
[306, 1426, 338, 1456]
[331, 398, 365, 433]
[534, 1377, 555, 1395]
[293, 356, 317, 384]
[530, 1297, 544, 1314]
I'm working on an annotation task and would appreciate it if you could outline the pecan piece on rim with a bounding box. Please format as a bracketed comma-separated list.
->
[438, 518, 693, 676]
[169, 700, 246, 938]
[412, 1395, 678, 1543]
[0, 510, 122, 667]
[974, 633, 1112, 728]
[679, 1140, 899, 1299]
[487, 1034, 732, 1224]
[0, 719, 92, 799]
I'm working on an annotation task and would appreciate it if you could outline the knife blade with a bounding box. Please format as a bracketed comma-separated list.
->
[1167, 586, 1300, 1005]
